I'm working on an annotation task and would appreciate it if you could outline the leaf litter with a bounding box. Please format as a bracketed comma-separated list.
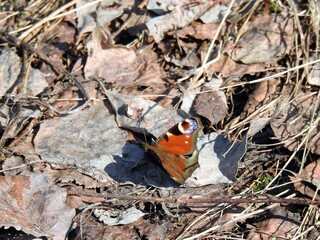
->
[1, 0, 320, 239]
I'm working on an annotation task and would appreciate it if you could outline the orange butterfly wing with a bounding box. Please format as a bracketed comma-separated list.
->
[145, 117, 203, 184]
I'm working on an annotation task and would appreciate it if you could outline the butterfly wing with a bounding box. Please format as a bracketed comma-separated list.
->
[156, 117, 201, 155]
[145, 117, 203, 184]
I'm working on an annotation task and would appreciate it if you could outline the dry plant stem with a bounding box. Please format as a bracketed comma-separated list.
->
[292, 223, 320, 240]
[182, 193, 295, 239]
[112, 0, 148, 38]
[183, 203, 281, 240]
[179, 189, 284, 239]
[67, 188, 320, 206]
[185, 0, 236, 91]
[226, 98, 280, 133]
[0, 12, 19, 25]
[42, 0, 105, 25]
[265, 113, 320, 190]
[201, 0, 235, 66]
[288, 0, 306, 55]
[0, 160, 48, 173]
[8, 118, 38, 149]
[233, 0, 263, 43]
[295, 204, 319, 238]
[178, 202, 234, 240]
[220, 58, 320, 89]
[17, 0, 81, 40]
[299, 91, 320, 174]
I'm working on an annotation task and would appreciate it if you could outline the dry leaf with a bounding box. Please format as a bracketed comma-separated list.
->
[94, 207, 145, 226]
[34, 99, 126, 183]
[76, 0, 133, 38]
[175, 22, 223, 40]
[291, 160, 320, 200]
[230, 13, 294, 64]
[207, 54, 267, 78]
[185, 132, 246, 187]
[0, 47, 48, 96]
[146, 1, 211, 42]
[0, 174, 75, 239]
[247, 206, 299, 240]
[85, 27, 164, 87]
[180, 78, 227, 124]
[0, 104, 41, 146]
[270, 90, 320, 154]
[193, 80, 228, 124]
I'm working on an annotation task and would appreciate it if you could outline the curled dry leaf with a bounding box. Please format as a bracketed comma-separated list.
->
[0, 174, 75, 240]
[270, 90, 320, 154]
[0, 104, 41, 145]
[85, 27, 164, 87]
[230, 13, 294, 64]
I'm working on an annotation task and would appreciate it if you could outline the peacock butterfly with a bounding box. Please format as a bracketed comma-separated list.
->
[144, 117, 203, 184]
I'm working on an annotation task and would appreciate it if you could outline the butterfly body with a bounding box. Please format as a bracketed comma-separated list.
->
[145, 117, 203, 184]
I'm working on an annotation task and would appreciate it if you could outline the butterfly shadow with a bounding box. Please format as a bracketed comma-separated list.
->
[215, 135, 247, 181]
[104, 141, 180, 188]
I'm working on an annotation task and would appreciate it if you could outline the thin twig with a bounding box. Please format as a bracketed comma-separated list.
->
[68, 190, 320, 206]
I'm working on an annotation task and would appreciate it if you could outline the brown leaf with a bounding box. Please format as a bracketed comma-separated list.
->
[0, 174, 75, 239]
[244, 78, 281, 115]
[85, 27, 164, 87]
[247, 206, 299, 240]
[270, 89, 320, 154]
[175, 22, 224, 40]
[299, 160, 320, 186]
[78, 215, 170, 239]
[291, 160, 320, 200]
[230, 13, 294, 64]
[194, 86, 228, 124]
[207, 54, 267, 78]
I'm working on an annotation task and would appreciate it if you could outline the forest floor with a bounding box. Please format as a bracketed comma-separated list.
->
[1, 0, 320, 239]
